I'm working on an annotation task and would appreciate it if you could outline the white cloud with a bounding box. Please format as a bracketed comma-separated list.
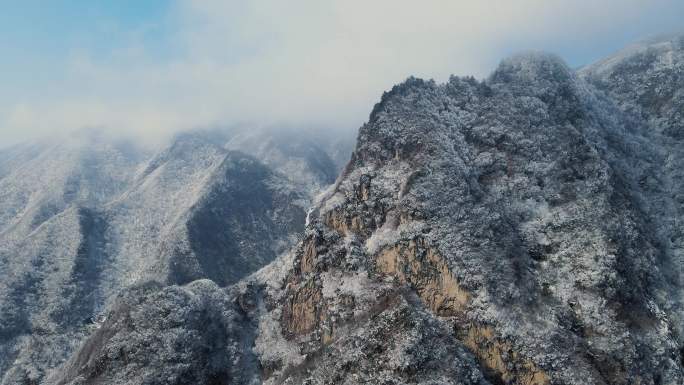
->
[1, 0, 682, 146]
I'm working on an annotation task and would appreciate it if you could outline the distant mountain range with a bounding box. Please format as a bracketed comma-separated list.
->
[0, 127, 352, 384]
[2, 34, 684, 385]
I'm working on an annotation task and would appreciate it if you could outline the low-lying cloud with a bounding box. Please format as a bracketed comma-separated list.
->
[2, 0, 683, 146]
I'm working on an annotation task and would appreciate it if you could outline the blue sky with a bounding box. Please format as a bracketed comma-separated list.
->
[0, 1, 174, 58]
[1, 0, 684, 146]
[0, 1, 173, 93]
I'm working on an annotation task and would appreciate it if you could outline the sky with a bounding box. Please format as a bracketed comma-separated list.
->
[1, 0, 683, 147]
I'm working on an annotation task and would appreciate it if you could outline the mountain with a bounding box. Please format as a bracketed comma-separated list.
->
[5, 34, 684, 385]
[0, 127, 349, 384]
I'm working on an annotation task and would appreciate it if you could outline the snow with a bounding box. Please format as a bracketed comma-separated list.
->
[4, 34, 684, 384]
[253, 302, 304, 373]
[0, 127, 342, 383]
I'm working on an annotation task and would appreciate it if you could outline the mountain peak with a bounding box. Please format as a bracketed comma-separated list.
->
[580, 33, 684, 139]
[580, 33, 684, 78]
[3, 36, 684, 385]
[490, 52, 573, 90]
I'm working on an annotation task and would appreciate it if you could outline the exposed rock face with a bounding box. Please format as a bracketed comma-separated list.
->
[8, 35, 684, 385]
[265, 45, 684, 383]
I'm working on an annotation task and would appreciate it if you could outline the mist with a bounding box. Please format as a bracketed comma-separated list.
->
[1, 0, 683, 147]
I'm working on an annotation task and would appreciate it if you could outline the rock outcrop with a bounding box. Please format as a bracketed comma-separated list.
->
[9, 35, 684, 385]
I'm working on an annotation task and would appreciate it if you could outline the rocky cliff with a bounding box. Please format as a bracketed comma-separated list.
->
[7, 35, 684, 385]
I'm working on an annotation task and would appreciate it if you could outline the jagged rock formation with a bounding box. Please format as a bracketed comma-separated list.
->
[7, 35, 684, 385]
[0, 128, 348, 384]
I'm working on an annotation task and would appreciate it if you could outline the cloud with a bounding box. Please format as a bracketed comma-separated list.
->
[1, 0, 683, 146]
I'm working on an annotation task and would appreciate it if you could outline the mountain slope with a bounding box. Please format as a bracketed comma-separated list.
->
[580, 34, 684, 295]
[51, 36, 684, 385]
[0, 128, 345, 384]
[0, 135, 146, 384]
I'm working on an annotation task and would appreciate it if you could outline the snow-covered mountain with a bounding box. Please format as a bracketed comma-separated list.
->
[3, 34, 684, 385]
[0, 127, 349, 384]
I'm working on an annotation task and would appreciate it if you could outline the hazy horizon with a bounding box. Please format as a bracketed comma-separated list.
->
[1, 0, 683, 148]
